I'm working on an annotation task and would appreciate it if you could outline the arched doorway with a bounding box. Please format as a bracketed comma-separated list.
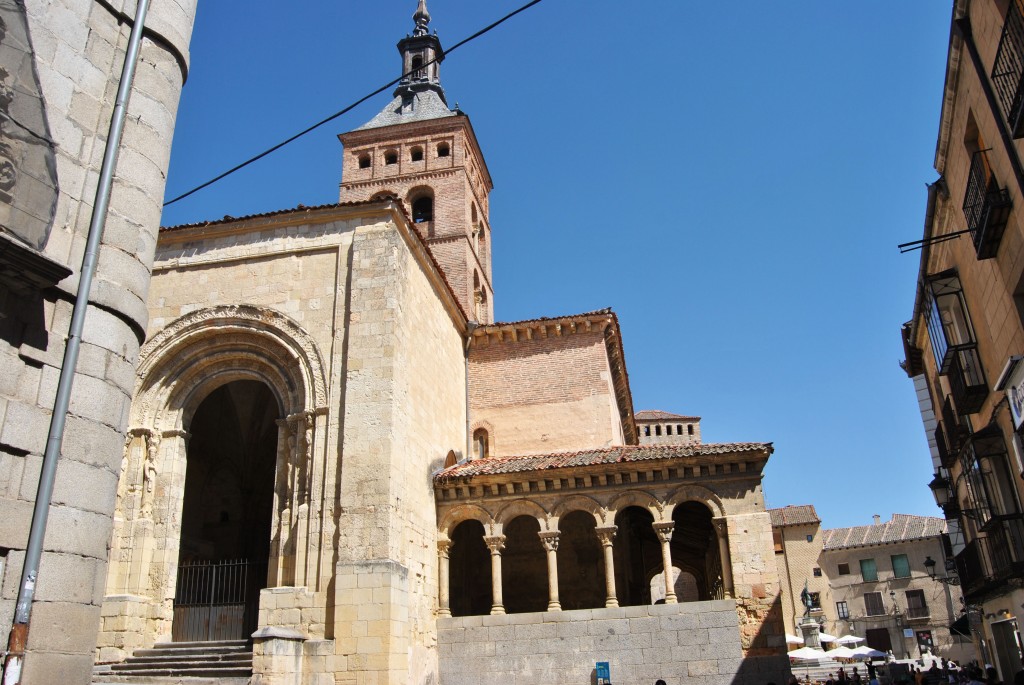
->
[172, 380, 279, 641]
[669, 501, 721, 600]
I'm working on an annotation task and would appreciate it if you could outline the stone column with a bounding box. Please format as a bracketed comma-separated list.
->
[485, 535, 506, 615]
[538, 531, 561, 611]
[712, 517, 734, 599]
[595, 526, 618, 608]
[438, 540, 452, 617]
[653, 522, 677, 604]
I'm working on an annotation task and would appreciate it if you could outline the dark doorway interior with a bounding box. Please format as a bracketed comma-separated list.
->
[449, 519, 491, 616]
[865, 627, 893, 654]
[613, 506, 660, 606]
[173, 380, 279, 641]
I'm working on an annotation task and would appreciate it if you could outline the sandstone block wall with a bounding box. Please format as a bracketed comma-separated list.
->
[0, 0, 195, 682]
[437, 601, 790, 685]
[468, 329, 624, 457]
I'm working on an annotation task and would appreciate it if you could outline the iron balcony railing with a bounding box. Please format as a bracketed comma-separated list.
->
[955, 514, 1024, 600]
[962, 150, 1012, 260]
[948, 345, 988, 416]
[942, 396, 967, 460]
[992, 0, 1024, 138]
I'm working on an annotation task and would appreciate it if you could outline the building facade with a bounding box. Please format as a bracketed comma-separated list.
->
[90, 4, 794, 685]
[0, 0, 196, 683]
[772, 511, 974, 664]
[901, 0, 1024, 681]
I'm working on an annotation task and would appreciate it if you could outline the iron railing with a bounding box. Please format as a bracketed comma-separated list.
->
[948, 345, 988, 416]
[956, 514, 1024, 600]
[962, 150, 1012, 260]
[992, 0, 1024, 138]
[172, 559, 265, 642]
[905, 605, 930, 620]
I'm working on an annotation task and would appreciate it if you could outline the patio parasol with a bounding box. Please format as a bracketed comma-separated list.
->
[785, 634, 805, 645]
[835, 635, 865, 645]
[788, 646, 827, 660]
[818, 632, 839, 642]
[851, 646, 886, 659]
[824, 646, 858, 660]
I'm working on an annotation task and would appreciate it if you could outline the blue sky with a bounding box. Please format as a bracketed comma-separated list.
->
[161, 1, 952, 530]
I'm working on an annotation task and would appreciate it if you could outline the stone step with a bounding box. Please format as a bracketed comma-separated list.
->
[94, 677, 249, 685]
[110, 653, 252, 668]
[129, 645, 250, 658]
[97, 666, 252, 678]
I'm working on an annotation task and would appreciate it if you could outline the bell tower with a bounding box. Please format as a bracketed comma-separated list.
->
[338, 0, 495, 323]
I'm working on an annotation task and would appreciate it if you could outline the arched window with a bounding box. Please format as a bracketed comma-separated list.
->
[412, 196, 433, 223]
[411, 54, 424, 78]
[473, 428, 488, 460]
[410, 146, 424, 162]
[437, 142, 450, 157]
[358, 153, 371, 169]
[384, 150, 398, 165]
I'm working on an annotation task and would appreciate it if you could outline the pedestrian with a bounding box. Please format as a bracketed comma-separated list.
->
[852, 666, 863, 684]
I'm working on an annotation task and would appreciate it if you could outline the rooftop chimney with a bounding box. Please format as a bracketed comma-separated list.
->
[872, 514, 881, 525]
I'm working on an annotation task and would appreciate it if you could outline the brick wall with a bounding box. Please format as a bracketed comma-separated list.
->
[438, 601, 790, 685]
[469, 328, 624, 456]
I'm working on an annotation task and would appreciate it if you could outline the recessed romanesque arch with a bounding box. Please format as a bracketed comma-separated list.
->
[133, 305, 328, 429]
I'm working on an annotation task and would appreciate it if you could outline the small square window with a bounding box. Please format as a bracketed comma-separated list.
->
[813, 567, 822, 577]
[837, 563, 850, 575]
[806, 534, 813, 543]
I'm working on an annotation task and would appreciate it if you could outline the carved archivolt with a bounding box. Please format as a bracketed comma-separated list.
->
[133, 305, 329, 428]
[494, 499, 552, 530]
[549, 495, 609, 528]
[607, 490, 665, 521]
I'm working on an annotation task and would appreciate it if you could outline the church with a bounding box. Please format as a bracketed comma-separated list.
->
[94, 3, 789, 684]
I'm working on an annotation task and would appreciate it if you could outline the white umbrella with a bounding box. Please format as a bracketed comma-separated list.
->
[785, 633, 805, 645]
[851, 646, 886, 659]
[788, 646, 827, 660]
[836, 634, 865, 644]
[824, 646, 857, 659]
[818, 632, 839, 642]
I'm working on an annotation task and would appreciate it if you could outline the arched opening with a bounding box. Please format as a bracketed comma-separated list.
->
[173, 380, 278, 641]
[358, 153, 371, 169]
[557, 511, 605, 610]
[649, 567, 700, 603]
[473, 428, 488, 459]
[412, 195, 433, 223]
[410, 146, 424, 162]
[669, 501, 721, 600]
[449, 520, 491, 617]
[502, 516, 547, 614]
[384, 149, 398, 165]
[411, 54, 424, 78]
[437, 142, 450, 157]
[612, 506, 660, 606]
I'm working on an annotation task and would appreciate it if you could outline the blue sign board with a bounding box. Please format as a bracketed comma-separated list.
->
[596, 662, 610, 685]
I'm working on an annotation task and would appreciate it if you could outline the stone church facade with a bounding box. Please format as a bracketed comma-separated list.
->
[94, 3, 790, 684]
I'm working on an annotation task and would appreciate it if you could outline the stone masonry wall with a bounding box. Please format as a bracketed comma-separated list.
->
[468, 329, 624, 457]
[0, 1, 195, 683]
[437, 601, 790, 685]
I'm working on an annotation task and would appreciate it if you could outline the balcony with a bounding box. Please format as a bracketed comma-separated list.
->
[962, 150, 1012, 260]
[956, 514, 1024, 600]
[992, 0, 1024, 138]
[948, 346, 988, 415]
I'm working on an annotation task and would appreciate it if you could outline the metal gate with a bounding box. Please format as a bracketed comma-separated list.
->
[172, 559, 264, 642]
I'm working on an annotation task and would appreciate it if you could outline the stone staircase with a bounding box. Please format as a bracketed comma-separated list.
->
[92, 639, 252, 684]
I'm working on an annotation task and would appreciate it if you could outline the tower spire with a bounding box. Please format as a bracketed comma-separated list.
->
[413, 0, 431, 37]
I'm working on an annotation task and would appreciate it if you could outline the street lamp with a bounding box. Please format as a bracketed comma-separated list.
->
[928, 472, 951, 509]
[923, 556, 961, 585]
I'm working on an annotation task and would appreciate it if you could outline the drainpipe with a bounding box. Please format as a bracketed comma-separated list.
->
[1, 1, 152, 682]
[464, 321, 477, 460]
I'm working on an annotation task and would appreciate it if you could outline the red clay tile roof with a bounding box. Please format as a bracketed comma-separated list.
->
[768, 505, 820, 527]
[635, 410, 701, 421]
[821, 514, 946, 550]
[435, 442, 772, 483]
[160, 200, 378, 232]
[479, 309, 613, 330]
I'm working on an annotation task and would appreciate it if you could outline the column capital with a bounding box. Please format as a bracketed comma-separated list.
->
[711, 516, 729, 533]
[484, 535, 506, 554]
[595, 525, 617, 545]
[438, 539, 452, 557]
[652, 521, 675, 543]
[538, 530, 560, 552]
